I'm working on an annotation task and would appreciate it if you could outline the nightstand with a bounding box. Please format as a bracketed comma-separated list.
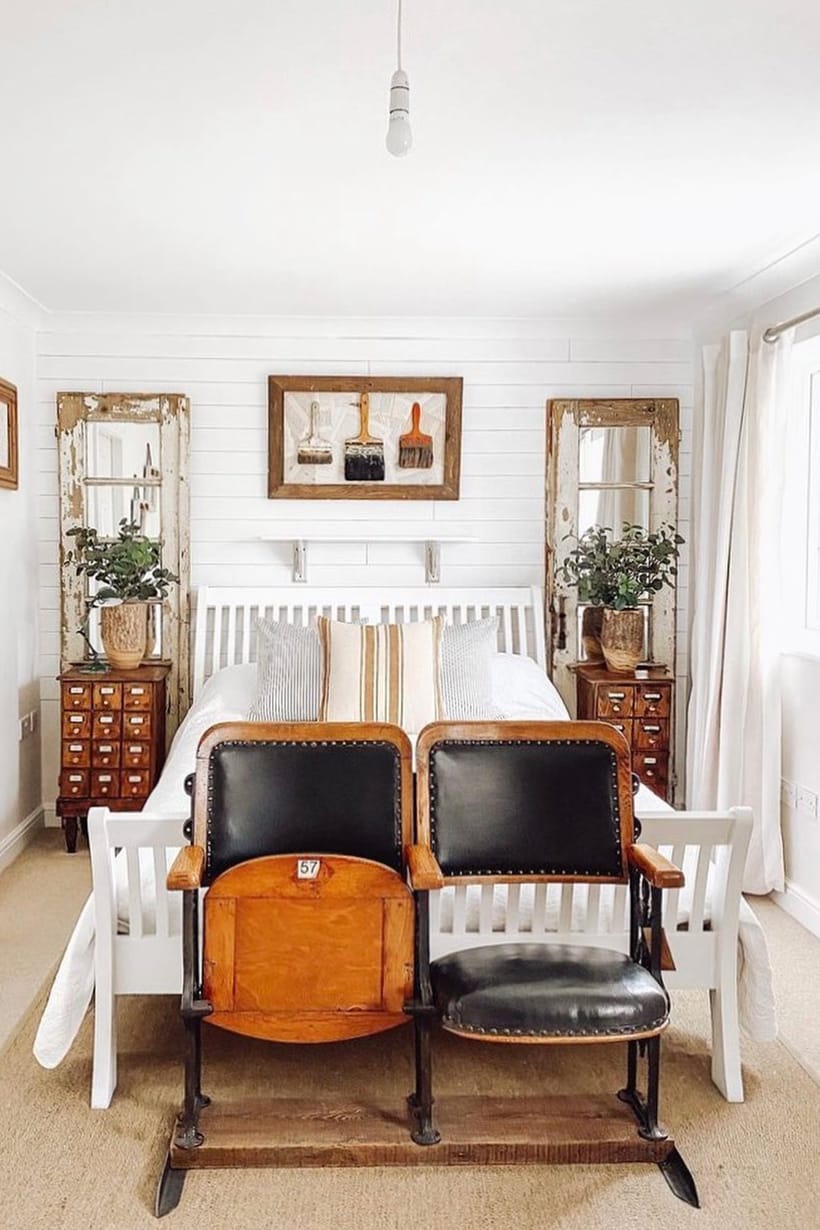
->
[57, 664, 169, 852]
[574, 664, 674, 801]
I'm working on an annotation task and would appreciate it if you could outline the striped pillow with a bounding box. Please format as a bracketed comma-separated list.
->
[317, 616, 445, 731]
[441, 617, 504, 719]
[248, 619, 321, 722]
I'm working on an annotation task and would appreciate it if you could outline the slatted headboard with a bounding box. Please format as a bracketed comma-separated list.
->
[192, 586, 546, 698]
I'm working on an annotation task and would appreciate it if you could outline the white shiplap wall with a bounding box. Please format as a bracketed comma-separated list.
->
[34, 315, 693, 813]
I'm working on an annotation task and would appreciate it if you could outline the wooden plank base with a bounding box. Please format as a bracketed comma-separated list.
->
[169, 1094, 674, 1171]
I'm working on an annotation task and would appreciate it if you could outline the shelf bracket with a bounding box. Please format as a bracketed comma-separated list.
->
[292, 540, 307, 583]
[425, 541, 441, 585]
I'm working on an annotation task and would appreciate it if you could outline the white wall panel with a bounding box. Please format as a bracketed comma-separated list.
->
[36, 315, 694, 812]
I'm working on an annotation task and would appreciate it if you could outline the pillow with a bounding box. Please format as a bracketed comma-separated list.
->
[248, 619, 322, 722]
[490, 652, 570, 720]
[317, 615, 444, 731]
[440, 617, 504, 719]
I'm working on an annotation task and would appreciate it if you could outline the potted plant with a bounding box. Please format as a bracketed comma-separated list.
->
[66, 520, 179, 670]
[559, 522, 683, 672]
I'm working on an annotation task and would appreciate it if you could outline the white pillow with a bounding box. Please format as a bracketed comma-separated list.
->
[490, 652, 570, 720]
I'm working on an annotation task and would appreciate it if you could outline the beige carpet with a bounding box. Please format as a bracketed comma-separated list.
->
[2, 986, 819, 1230]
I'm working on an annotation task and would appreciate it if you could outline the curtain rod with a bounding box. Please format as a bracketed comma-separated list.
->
[763, 304, 820, 343]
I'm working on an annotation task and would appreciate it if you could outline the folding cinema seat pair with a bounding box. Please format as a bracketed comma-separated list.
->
[156, 719, 698, 1217]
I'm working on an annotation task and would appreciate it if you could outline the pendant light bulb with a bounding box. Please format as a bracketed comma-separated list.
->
[386, 68, 412, 157]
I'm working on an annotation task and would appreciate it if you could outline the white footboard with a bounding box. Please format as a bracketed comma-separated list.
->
[87, 807, 188, 1108]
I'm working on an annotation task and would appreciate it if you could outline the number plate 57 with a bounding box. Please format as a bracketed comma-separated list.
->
[296, 858, 321, 880]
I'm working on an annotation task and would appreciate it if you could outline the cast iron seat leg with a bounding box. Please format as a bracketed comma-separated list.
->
[154, 1152, 186, 1218]
[410, 1015, 440, 1146]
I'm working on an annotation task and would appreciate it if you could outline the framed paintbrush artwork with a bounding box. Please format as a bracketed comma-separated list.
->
[268, 375, 463, 499]
[0, 379, 18, 490]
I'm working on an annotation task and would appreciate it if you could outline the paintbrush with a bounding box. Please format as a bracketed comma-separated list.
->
[344, 392, 385, 481]
[397, 401, 433, 469]
[297, 400, 333, 465]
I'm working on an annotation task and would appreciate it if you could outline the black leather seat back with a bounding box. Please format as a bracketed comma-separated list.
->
[201, 737, 405, 882]
[425, 737, 627, 880]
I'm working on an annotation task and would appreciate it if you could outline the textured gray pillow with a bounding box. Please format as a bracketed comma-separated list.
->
[440, 617, 503, 719]
[248, 618, 321, 722]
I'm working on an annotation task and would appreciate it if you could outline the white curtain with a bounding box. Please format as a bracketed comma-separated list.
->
[686, 329, 792, 894]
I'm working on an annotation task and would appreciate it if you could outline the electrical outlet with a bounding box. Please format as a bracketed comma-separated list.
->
[796, 785, 819, 819]
[781, 779, 797, 809]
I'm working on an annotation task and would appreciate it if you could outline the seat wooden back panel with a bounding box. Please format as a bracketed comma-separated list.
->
[203, 854, 414, 1043]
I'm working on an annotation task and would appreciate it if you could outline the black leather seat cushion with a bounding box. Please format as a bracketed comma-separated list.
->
[430, 943, 669, 1039]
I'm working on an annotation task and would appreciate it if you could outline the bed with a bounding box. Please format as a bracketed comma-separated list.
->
[33, 585, 777, 1109]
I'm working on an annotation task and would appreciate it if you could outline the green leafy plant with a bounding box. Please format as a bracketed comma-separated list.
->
[66, 520, 178, 604]
[559, 522, 683, 610]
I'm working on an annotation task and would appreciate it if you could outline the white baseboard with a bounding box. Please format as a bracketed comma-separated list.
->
[772, 880, 820, 940]
[0, 806, 45, 874]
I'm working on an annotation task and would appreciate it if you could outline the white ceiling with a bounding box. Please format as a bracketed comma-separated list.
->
[2, 0, 819, 318]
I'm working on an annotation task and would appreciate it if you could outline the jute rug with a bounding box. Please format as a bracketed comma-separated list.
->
[1, 988, 818, 1230]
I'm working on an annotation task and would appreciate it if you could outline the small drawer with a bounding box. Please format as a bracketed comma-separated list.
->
[123, 711, 152, 739]
[62, 740, 90, 768]
[122, 770, 150, 798]
[633, 752, 669, 794]
[62, 710, 91, 739]
[60, 769, 89, 798]
[62, 683, 91, 710]
[124, 683, 153, 711]
[93, 682, 122, 710]
[634, 684, 671, 719]
[122, 742, 151, 769]
[596, 686, 634, 719]
[92, 740, 121, 768]
[92, 710, 122, 739]
[634, 719, 669, 751]
[91, 770, 120, 798]
[604, 719, 632, 745]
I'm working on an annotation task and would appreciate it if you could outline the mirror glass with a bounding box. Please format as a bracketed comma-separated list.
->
[85, 422, 161, 480]
[579, 425, 652, 484]
[85, 484, 162, 539]
[578, 487, 650, 537]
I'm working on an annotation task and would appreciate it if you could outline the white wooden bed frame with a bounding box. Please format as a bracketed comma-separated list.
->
[86, 585, 753, 1110]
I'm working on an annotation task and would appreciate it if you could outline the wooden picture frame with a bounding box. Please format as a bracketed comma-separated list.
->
[268, 375, 463, 500]
[0, 379, 18, 490]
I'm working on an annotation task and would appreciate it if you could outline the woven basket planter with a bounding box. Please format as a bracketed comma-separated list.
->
[101, 602, 148, 670]
[601, 607, 644, 674]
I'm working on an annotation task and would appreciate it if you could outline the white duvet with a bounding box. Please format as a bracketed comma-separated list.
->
[34, 655, 777, 1069]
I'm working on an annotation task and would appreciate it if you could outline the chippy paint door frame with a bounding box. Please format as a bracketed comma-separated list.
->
[57, 392, 191, 743]
[545, 398, 680, 710]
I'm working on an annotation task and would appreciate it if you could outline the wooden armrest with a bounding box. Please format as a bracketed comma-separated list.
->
[405, 844, 445, 890]
[627, 843, 684, 890]
[167, 845, 205, 891]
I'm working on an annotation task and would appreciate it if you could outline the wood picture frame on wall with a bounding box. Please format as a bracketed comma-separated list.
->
[0, 379, 18, 490]
[268, 375, 463, 500]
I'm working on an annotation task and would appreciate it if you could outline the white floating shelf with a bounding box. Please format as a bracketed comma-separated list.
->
[255, 533, 478, 583]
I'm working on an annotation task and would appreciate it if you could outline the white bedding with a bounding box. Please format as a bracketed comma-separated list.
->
[34, 654, 777, 1070]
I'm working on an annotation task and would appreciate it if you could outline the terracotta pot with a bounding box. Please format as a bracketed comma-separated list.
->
[601, 607, 644, 674]
[581, 605, 605, 662]
[101, 601, 148, 670]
